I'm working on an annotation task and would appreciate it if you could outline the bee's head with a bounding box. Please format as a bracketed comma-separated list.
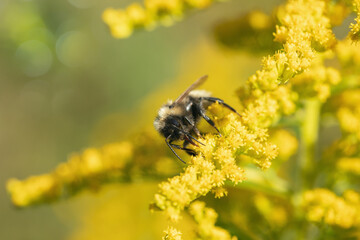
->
[166, 116, 181, 128]
[154, 113, 182, 138]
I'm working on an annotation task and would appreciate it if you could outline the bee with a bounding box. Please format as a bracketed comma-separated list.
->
[154, 75, 240, 163]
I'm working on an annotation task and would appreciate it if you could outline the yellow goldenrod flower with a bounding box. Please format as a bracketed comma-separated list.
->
[152, 111, 278, 221]
[330, 89, 360, 140]
[235, 1, 336, 142]
[189, 201, 238, 240]
[337, 157, 360, 175]
[126, 3, 149, 26]
[273, 0, 335, 81]
[349, 0, 360, 41]
[291, 56, 341, 102]
[7, 174, 59, 207]
[103, 0, 216, 38]
[331, 89, 360, 109]
[328, 1, 351, 26]
[102, 8, 133, 38]
[185, 0, 212, 9]
[337, 107, 360, 135]
[163, 226, 182, 240]
[212, 187, 228, 198]
[238, 88, 297, 129]
[269, 129, 298, 162]
[336, 38, 360, 67]
[303, 188, 360, 228]
[7, 141, 133, 207]
[324, 135, 360, 162]
[248, 11, 272, 30]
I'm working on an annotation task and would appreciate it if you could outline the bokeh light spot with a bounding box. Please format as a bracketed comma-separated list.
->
[56, 31, 90, 68]
[15, 40, 53, 77]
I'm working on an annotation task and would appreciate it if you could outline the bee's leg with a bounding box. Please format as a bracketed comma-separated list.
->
[198, 109, 222, 136]
[193, 126, 202, 139]
[201, 97, 241, 117]
[171, 142, 197, 156]
[184, 116, 202, 138]
[166, 135, 186, 164]
[195, 100, 222, 136]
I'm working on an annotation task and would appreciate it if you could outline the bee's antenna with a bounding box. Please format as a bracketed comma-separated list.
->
[166, 135, 186, 164]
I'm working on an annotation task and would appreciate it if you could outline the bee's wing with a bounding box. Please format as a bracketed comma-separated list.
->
[174, 75, 208, 103]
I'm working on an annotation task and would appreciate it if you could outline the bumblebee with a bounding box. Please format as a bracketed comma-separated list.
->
[154, 75, 240, 163]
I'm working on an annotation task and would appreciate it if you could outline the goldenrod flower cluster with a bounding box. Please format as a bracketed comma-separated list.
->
[238, 85, 297, 129]
[6, 129, 186, 208]
[237, 0, 336, 132]
[163, 226, 183, 240]
[327, 1, 351, 27]
[336, 38, 360, 68]
[103, 0, 214, 38]
[326, 88, 360, 153]
[7, 142, 133, 207]
[349, 0, 360, 41]
[337, 157, 360, 175]
[7, 174, 59, 207]
[269, 129, 298, 162]
[152, 111, 277, 221]
[303, 188, 360, 228]
[7, 0, 360, 239]
[291, 56, 341, 102]
[334, 89, 360, 138]
[189, 201, 237, 240]
[325, 87, 360, 177]
[268, 0, 335, 84]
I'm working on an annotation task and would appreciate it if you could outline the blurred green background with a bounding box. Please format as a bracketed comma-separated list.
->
[0, 0, 283, 239]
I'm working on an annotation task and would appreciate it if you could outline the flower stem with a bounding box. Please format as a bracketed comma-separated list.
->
[295, 98, 321, 239]
[301, 98, 321, 190]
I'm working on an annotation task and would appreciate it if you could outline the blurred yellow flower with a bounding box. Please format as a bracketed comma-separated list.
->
[303, 188, 360, 228]
[332, 89, 360, 140]
[336, 38, 360, 67]
[291, 57, 341, 102]
[7, 141, 133, 207]
[102, 8, 133, 38]
[189, 201, 238, 240]
[269, 129, 298, 162]
[337, 157, 360, 175]
[163, 226, 182, 240]
[103, 0, 216, 38]
[7, 174, 59, 207]
[349, 0, 360, 41]
[126, 3, 149, 26]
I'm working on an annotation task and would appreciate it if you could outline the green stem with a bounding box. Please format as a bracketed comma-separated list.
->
[295, 98, 321, 240]
[301, 99, 321, 191]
